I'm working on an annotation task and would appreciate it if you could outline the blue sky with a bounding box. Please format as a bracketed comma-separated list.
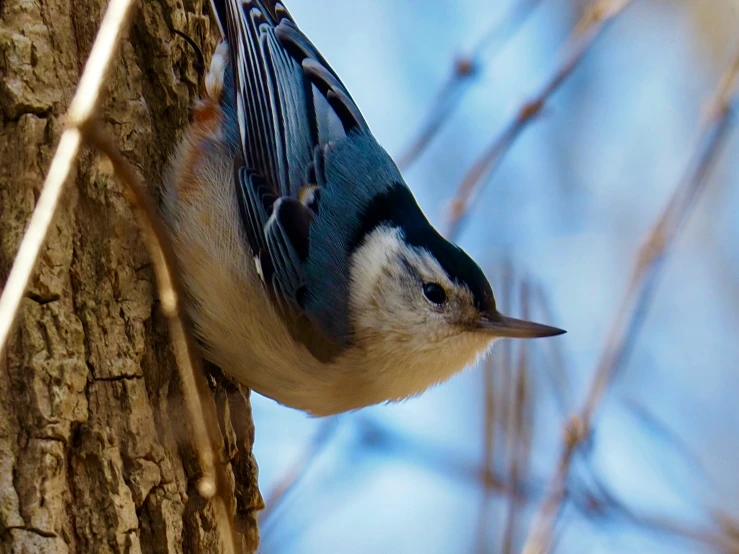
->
[247, 1, 739, 552]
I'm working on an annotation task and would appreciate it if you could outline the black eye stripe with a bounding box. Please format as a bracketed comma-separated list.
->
[398, 256, 416, 276]
[398, 254, 448, 305]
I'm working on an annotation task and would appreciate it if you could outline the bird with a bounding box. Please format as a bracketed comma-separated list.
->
[162, 0, 565, 416]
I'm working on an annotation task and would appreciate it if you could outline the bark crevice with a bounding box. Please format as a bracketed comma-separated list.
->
[0, 1, 261, 552]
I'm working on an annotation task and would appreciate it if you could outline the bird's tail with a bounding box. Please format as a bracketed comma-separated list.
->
[209, 0, 287, 37]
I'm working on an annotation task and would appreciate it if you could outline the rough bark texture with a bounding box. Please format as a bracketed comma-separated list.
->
[0, 1, 263, 552]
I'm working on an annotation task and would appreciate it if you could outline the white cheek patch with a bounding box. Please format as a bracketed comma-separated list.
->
[348, 226, 404, 310]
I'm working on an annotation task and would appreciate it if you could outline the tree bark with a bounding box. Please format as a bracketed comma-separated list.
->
[0, 1, 262, 552]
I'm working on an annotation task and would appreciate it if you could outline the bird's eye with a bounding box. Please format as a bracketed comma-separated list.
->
[422, 282, 447, 306]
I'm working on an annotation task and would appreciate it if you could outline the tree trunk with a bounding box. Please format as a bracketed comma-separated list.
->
[0, 1, 262, 552]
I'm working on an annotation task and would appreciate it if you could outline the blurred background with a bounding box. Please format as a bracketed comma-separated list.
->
[247, 1, 739, 552]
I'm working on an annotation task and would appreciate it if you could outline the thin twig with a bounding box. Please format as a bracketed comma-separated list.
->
[636, 513, 739, 553]
[259, 417, 341, 533]
[396, 0, 544, 170]
[624, 399, 717, 492]
[84, 124, 240, 554]
[533, 284, 572, 418]
[520, 48, 739, 554]
[474, 358, 497, 554]
[0, 0, 241, 549]
[476, 262, 519, 554]
[447, 0, 635, 240]
[579, 470, 739, 553]
[501, 281, 532, 554]
[475, 327, 505, 552]
[0, 0, 139, 353]
[355, 411, 739, 552]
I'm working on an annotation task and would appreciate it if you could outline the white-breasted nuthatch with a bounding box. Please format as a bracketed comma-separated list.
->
[162, 0, 565, 416]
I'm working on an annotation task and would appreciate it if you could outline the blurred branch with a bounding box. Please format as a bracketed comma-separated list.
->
[260, 417, 341, 534]
[475, 262, 514, 553]
[520, 48, 739, 554]
[635, 513, 739, 553]
[396, 0, 544, 170]
[357, 415, 519, 495]
[446, 0, 635, 240]
[475, 356, 499, 554]
[501, 282, 533, 554]
[577, 470, 739, 553]
[624, 399, 717, 491]
[355, 412, 738, 553]
[533, 284, 573, 418]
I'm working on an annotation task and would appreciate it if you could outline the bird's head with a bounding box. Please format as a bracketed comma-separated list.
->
[345, 184, 564, 388]
[348, 224, 563, 352]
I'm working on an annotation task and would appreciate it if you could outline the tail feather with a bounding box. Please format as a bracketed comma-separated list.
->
[209, 0, 290, 34]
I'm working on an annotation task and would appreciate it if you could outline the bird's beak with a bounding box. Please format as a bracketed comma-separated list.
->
[476, 311, 566, 339]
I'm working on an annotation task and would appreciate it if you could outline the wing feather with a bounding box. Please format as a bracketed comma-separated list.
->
[209, 0, 373, 355]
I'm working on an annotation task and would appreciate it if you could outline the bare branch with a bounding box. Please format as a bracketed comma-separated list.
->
[84, 123, 241, 554]
[0, 0, 243, 549]
[520, 48, 739, 554]
[0, 0, 139, 354]
[396, 0, 544, 170]
[447, 0, 635, 240]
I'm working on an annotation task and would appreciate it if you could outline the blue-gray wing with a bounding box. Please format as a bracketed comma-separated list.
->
[210, 0, 369, 358]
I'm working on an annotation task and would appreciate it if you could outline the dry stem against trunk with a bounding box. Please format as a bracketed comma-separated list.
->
[0, 0, 262, 552]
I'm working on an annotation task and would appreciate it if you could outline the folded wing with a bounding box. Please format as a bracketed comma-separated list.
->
[210, 0, 369, 358]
